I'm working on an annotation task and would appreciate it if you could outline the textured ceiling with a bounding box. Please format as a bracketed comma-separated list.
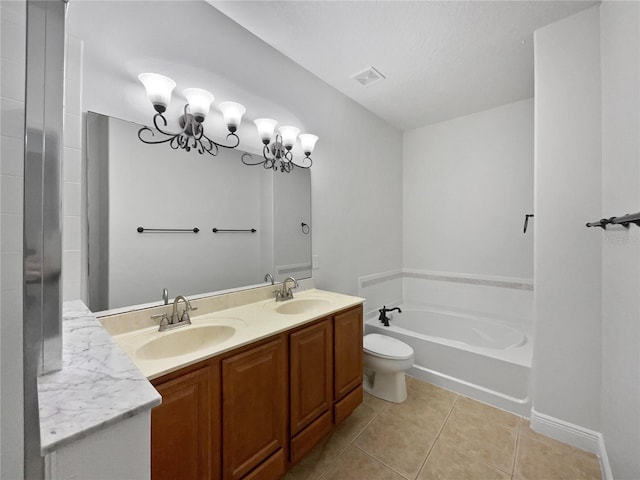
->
[210, 1, 597, 131]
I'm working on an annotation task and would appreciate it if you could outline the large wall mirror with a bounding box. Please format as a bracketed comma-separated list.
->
[87, 112, 311, 311]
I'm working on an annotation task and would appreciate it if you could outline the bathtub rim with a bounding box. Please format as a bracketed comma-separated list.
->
[365, 303, 533, 368]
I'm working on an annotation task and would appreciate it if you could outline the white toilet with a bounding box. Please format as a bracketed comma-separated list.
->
[363, 334, 415, 403]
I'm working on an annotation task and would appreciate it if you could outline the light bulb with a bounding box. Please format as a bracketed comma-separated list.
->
[254, 118, 278, 145]
[219, 101, 246, 133]
[299, 134, 319, 156]
[279, 126, 300, 150]
[138, 73, 176, 114]
[183, 88, 214, 123]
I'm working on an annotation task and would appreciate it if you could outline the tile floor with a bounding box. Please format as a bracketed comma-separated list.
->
[285, 376, 601, 480]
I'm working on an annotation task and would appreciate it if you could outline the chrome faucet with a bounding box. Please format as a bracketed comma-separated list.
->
[264, 273, 274, 285]
[151, 294, 198, 332]
[275, 276, 298, 302]
[162, 288, 169, 305]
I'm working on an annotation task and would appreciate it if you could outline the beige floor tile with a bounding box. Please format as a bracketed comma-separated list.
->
[363, 391, 392, 413]
[354, 410, 437, 479]
[384, 383, 455, 435]
[319, 446, 405, 480]
[284, 432, 351, 480]
[439, 409, 517, 473]
[285, 395, 387, 480]
[406, 376, 457, 400]
[453, 395, 521, 430]
[333, 394, 388, 444]
[514, 431, 601, 480]
[418, 440, 511, 480]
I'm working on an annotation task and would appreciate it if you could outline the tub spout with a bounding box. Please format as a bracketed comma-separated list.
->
[378, 306, 402, 327]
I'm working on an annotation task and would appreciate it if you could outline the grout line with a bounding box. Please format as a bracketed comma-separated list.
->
[511, 416, 524, 478]
[412, 393, 460, 479]
[353, 445, 411, 480]
[315, 397, 392, 479]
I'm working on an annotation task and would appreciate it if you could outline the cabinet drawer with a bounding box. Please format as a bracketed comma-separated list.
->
[242, 448, 285, 480]
[334, 384, 363, 425]
[290, 410, 333, 465]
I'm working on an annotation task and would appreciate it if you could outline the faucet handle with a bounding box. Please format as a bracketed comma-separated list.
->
[151, 312, 170, 327]
[180, 310, 192, 324]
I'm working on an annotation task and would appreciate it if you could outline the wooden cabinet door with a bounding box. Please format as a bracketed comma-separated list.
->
[151, 364, 217, 480]
[222, 337, 286, 480]
[334, 305, 363, 401]
[290, 319, 333, 435]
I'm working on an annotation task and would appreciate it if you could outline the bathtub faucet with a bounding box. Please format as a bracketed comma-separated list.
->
[378, 306, 402, 327]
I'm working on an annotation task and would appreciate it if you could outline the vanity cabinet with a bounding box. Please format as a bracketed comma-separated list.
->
[151, 362, 219, 480]
[149, 303, 363, 480]
[221, 336, 287, 480]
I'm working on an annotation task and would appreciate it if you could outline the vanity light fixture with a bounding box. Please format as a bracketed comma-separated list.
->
[241, 118, 318, 173]
[137, 72, 246, 156]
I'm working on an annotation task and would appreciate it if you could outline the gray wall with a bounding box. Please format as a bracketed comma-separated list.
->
[600, 1, 640, 477]
[534, 4, 640, 477]
[0, 2, 26, 477]
[66, 1, 403, 301]
[533, 5, 602, 431]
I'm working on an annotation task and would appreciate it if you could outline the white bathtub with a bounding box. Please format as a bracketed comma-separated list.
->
[365, 305, 531, 415]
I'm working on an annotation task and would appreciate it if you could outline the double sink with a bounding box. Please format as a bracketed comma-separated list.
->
[111, 290, 341, 379]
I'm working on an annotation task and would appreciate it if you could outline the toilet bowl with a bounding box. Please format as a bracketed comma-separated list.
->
[363, 333, 414, 403]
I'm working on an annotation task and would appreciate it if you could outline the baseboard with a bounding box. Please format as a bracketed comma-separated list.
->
[530, 408, 612, 480]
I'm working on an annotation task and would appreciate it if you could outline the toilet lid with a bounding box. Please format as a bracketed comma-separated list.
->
[363, 334, 414, 360]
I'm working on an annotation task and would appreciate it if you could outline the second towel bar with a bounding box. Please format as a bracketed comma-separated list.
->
[212, 228, 257, 233]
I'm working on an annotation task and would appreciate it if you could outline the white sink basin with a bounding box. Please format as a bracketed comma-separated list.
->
[274, 298, 332, 315]
[136, 324, 236, 360]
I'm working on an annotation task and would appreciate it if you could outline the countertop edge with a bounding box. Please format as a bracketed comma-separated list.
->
[131, 291, 365, 381]
[37, 300, 162, 456]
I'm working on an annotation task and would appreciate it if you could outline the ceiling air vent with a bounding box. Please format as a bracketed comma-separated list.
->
[351, 66, 385, 87]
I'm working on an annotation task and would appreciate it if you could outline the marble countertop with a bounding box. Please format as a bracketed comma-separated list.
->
[37, 300, 162, 455]
[110, 289, 364, 380]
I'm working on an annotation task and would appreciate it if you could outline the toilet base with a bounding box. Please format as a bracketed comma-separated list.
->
[363, 370, 408, 403]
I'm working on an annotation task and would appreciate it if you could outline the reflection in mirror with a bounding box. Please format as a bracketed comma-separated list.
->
[86, 112, 311, 312]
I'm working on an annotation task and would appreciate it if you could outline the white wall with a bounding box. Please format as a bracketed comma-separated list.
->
[533, 6, 602, 431]
[402, 99, 534, 323]
[67, 1, 403, 302]
[403, 99, 534, 278]
[0, 1, 25, 476]
[600, 1, 640, 477]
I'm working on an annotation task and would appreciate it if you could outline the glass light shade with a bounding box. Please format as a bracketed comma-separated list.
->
[299, 134, 319, 156]
[279, 126, 300, 150]
[219, 101, 246, 133]
[138, 73, 176, 113]
[183, 88, 215, 123]
[254, 118, 278, 145]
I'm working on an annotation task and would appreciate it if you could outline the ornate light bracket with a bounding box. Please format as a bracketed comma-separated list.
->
[138, 105, 240, 157]
[240, 134, 312, 173]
